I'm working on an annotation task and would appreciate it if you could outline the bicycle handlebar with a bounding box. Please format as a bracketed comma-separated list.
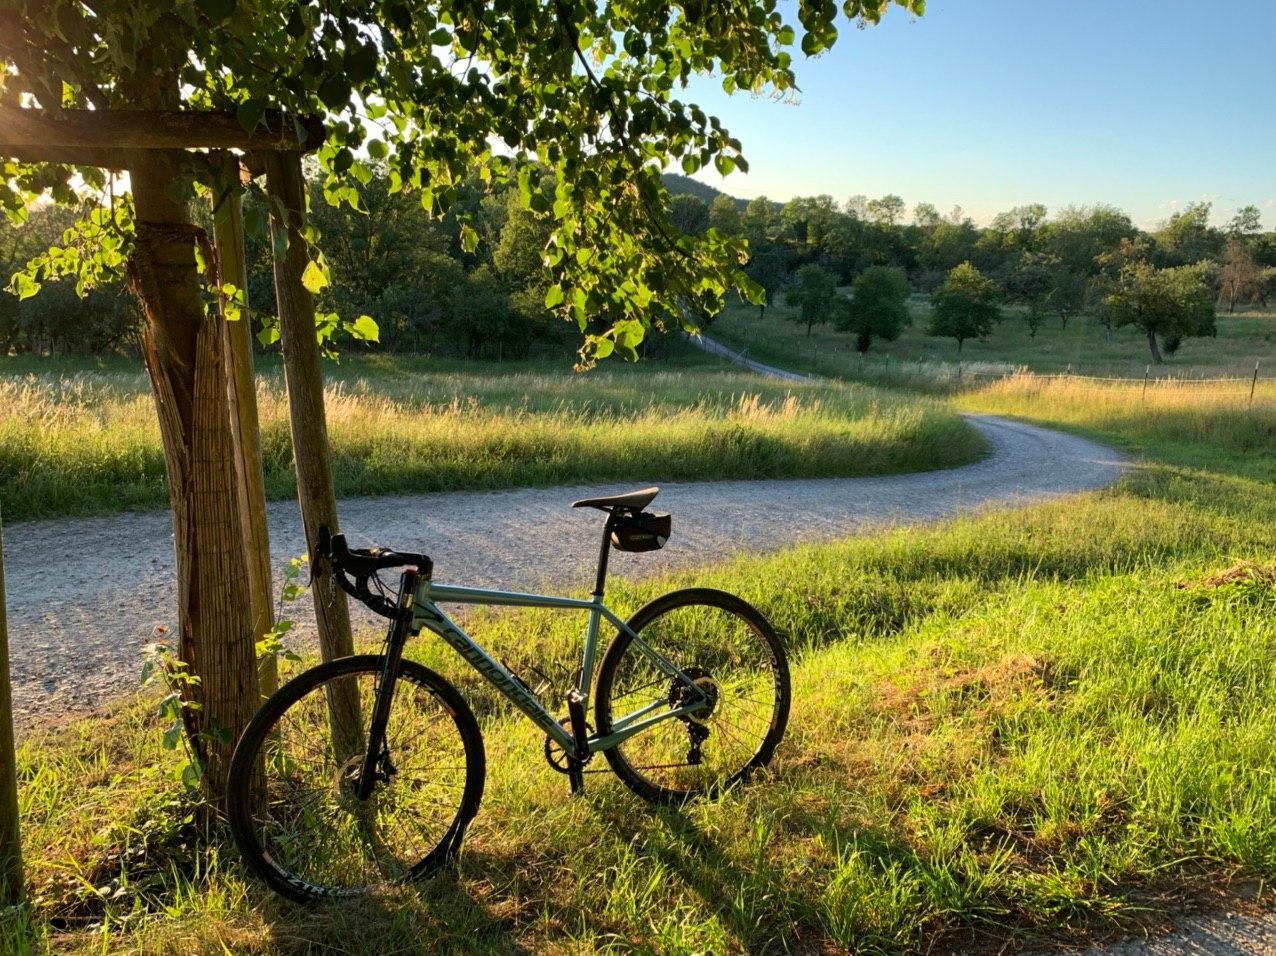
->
[315, 524, 433, 619]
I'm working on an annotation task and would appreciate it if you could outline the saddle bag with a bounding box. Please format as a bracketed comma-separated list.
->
[610, 511, 671, 553]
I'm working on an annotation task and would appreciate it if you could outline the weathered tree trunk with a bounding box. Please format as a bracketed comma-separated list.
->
[262, 152, 361, 755]
[212, 155, 277, 698]
[1146, 329, 1163, 364]
[0, 506, 24, 906]
[127, 148, 260, 799]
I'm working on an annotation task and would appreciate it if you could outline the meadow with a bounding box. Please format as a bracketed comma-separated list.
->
[0, 348, 981, 523]
[710, 298, 1276, 381]
[3, 344, 1274, 952]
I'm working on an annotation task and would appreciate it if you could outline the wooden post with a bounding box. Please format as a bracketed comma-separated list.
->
[262, 151, 360, 753]
[0, 507, 24, 906]
[212, 154, 277, 697]
[1143, 364, 1150, 401]
[1251, 360, 1260, 409]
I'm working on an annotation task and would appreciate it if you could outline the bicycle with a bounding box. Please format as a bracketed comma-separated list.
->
[226, 486, 790, 901]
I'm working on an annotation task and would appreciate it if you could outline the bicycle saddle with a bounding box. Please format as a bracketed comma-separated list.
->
[571, 486, 659, 512]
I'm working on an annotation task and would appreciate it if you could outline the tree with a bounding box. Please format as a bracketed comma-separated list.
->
[912, 202, 941, 229]
[709, 195, 742, 236]
[3, 0, 923, 792]
[1049, 265, 1090, 331]
[1004, 251, 1059, 338]
[670, 195, 710, 236]
[1102, 261, 1216, 363]
[844, 194, 869, 220]
[1218, 239, 1262, 312]
[1259, 267, 1276, 308]
[0, 508, 22, 906]
[838, 265, 910, 353]
[929, 262, 1000, 352]
[1154, 201, 1222, 265]
[866, 194, 905, 227]
[785, 263, 839, 337]
[1042, 204, 1137, 277]
[745, 244, 788, 319]
[1227, 205, 1263, 237]
[742, 196, 775, 245]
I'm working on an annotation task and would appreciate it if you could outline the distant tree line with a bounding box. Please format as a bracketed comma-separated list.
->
[671, 184, 1274, 362]
[4, 170, 1273, 365]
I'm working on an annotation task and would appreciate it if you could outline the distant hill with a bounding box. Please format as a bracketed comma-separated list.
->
[661, 172, 747, 209]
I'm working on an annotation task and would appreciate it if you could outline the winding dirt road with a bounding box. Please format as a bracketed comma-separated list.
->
[3, 412, 1124, 728]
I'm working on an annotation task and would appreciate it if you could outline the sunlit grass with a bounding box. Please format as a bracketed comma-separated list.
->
[0, 358, 981, 522]
[4, 338, 1274, 951]
[6, 409, 1274, 951]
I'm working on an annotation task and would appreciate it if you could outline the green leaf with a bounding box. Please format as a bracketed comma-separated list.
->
[11, 272, 39, 301]
[318, 76, 353, 110]
[367, 139, 388, 160]
[349, 314, 380, 342]
[544, 284, 565, 308]
[235, 99, 265, 133]
[777, 25, 796, 44]
[459, 223, 479, 253]
[681, 155, 701, 175]
[301, 259, 329, 293]
[714, 155, 735, 176]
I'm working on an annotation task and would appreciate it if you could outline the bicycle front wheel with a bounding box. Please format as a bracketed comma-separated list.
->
[226, 655, 485, 902]
[595, 588, 790, 803]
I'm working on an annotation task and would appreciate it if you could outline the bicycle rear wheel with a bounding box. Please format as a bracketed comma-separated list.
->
[594, 588, 790, 803]
[226, 655, 485, 902]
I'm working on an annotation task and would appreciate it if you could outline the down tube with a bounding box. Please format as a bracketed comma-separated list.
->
[416, 602, 575, 750]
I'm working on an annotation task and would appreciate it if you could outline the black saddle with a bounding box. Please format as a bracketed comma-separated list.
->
[571, 486, 659, 513]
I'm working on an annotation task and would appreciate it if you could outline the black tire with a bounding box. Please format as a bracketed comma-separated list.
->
[227, 655, 485, 902]
[594, 588, 790, 804]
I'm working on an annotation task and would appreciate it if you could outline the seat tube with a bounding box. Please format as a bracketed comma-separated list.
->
[577, 520, 614, 700]
[593, 518, 614, 598]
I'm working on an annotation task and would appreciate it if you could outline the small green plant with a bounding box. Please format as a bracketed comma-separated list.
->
[139, 641, 206, 792]
[255, 554, 307, 667]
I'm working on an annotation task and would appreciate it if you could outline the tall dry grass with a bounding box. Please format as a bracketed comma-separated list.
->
[0, 364, 982, 521]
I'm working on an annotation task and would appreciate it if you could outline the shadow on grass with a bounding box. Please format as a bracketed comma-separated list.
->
[263, 852, 532, 955]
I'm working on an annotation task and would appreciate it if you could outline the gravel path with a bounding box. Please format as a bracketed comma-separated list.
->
[3, 413, 1123, 729]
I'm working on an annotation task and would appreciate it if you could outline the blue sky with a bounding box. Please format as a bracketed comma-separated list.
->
[685, 0, 1274, 229]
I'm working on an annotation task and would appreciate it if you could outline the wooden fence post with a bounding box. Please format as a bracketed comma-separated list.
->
[1251, 361, 1260, 409]
[262, 151, 360, 754]
[212, 153, 277, 697]
[1142, 365, 1150, 402]
[0, 507, 24, 906]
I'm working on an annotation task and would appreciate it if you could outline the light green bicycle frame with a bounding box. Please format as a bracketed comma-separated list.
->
[410, 579, 709, 754]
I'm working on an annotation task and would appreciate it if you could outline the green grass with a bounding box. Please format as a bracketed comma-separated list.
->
[0, 350, 981, 522]
[6, 366, 1275, 952]
[712, 297, 1276, 380]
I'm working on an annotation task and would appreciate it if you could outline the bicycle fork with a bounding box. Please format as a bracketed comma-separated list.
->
[355, 568, 419, 801]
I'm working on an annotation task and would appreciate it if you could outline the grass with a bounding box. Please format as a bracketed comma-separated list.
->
[4, 355, 1275, 952]
[711, 297, 1276, 380]
[0, 350, 981, 523]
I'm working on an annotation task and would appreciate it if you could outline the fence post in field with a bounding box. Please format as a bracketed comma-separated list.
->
[1251, 361, 1260, 409]
[263, 150, 361, 755]
[212, 153, 277, 697]
[0, 508, 24, 906]
[1143, 365, 1150, 401]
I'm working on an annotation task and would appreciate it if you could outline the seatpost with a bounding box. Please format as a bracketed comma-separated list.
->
[593, 514, 615, 597]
